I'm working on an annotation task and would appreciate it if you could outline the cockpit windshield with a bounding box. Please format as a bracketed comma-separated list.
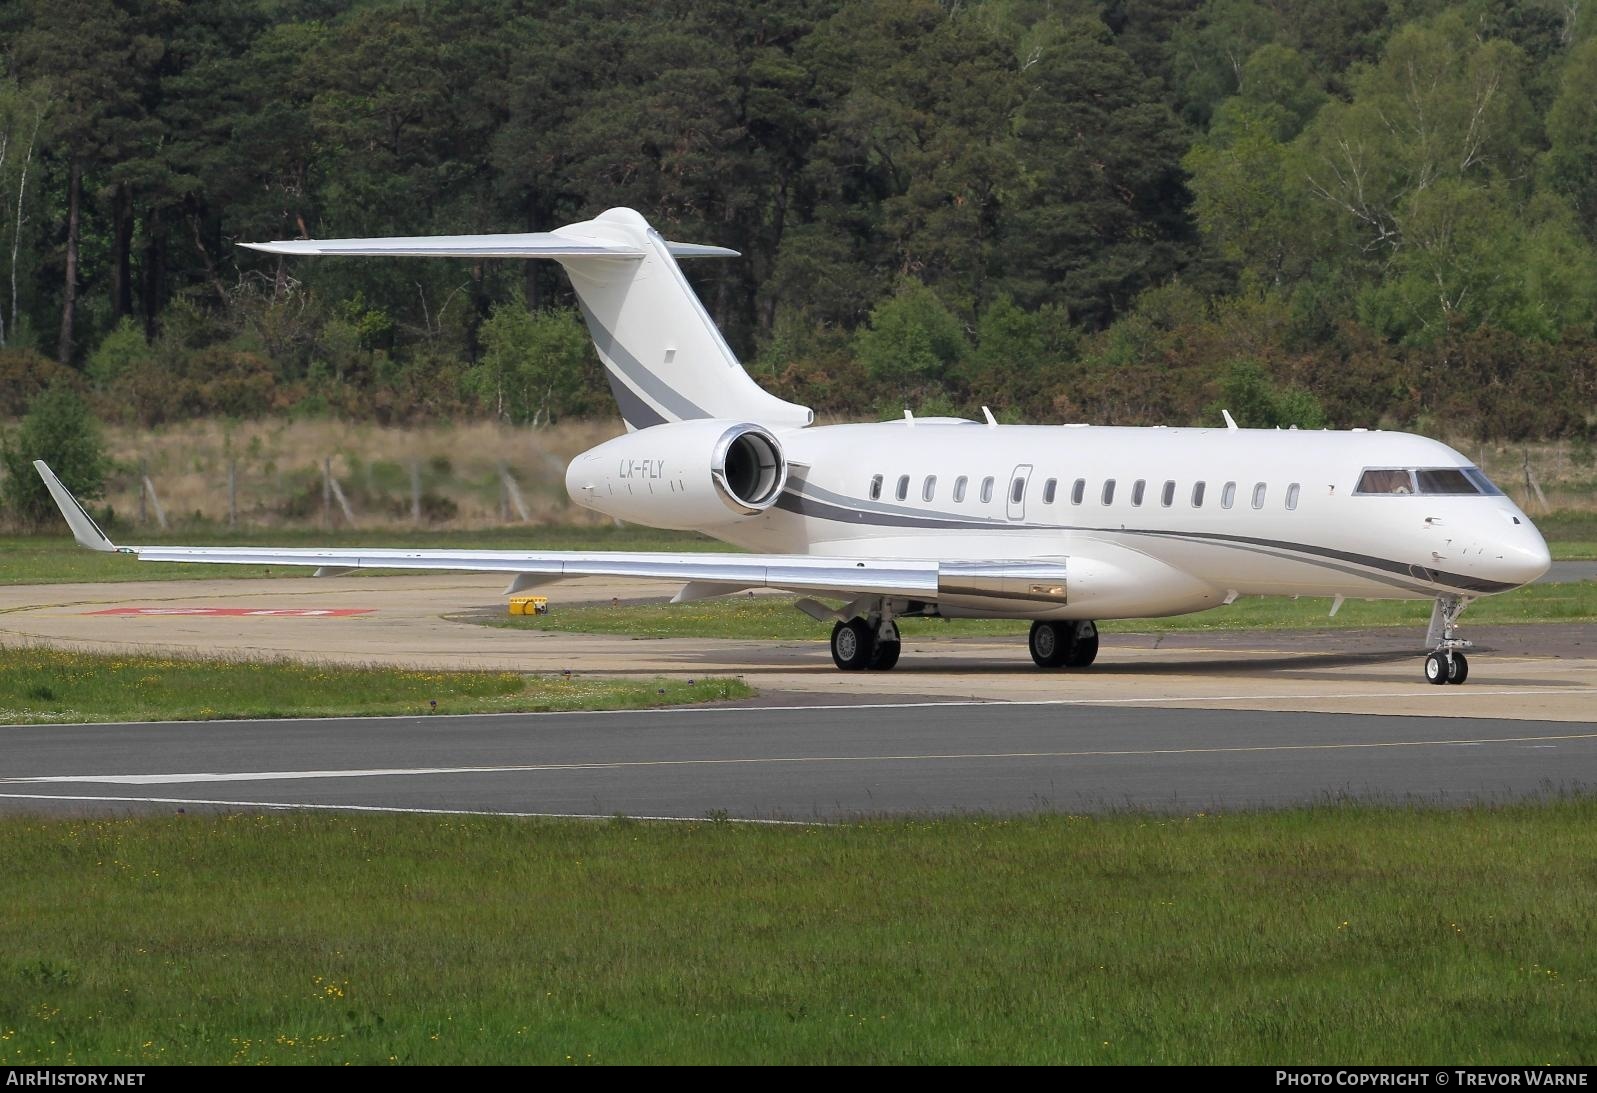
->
[1355, 467, 1503, 496]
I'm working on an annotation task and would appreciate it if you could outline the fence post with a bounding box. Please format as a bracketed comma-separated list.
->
[410, 459, 422, 527]
[1523, 448, 1549, 512]
[499, 463, 530, 523]
[228, 459, 238, 529]
[141, 472, 168, 531]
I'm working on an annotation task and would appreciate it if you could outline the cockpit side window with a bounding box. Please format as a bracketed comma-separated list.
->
[1463, 468, 1504, 496]
[1356, 469, 1415, 495]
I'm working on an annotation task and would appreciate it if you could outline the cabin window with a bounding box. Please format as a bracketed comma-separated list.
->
[1161, 480, 1175, 507]
[923, 475, 937, 502]
[981, 476, 995, 504]
[1191, 481, 1206, 508]
[1356, 468, 1415, 495]
[869, 474, 882, 501]
[1071, 478, 1085, 505]
[953, 476, 968, 503]
[1286, 483, 1300, 510]
[1043, 478, 1057, 504]
[896, 475, 910, 501]
[1101, 479, 1116, 505]
[1252, 482, 1267, 509]
[1131, 479, 1146, 506]
[1010, 477, 1025, 504]
[1221, 481, 1236, 509]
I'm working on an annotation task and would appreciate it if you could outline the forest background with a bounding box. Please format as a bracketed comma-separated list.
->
[2, 0, 1596, 462]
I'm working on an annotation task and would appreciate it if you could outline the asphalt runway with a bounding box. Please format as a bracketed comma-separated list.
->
[3, 702, 1594, 821]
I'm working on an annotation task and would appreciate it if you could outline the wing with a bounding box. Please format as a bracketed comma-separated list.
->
[34, 461, 1069, 606]
[31, 461, 938, 602]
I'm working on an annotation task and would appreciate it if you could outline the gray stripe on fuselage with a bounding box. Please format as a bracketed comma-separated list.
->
[1147, 534, 1437, 596]
[774, 482, 1515, 596]
[577, 300, 709, 424]
[1119, 528, 1514, 595]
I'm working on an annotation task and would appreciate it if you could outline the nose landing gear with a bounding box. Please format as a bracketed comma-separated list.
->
[1424, 595, 1472, 686]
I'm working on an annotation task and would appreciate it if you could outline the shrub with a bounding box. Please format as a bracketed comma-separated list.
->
[1, 385, 110, 527]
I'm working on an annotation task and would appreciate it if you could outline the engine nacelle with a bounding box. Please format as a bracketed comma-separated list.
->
[564, 420, 788, 530]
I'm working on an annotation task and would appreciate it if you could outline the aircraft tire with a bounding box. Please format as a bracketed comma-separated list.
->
[1028, 621, 1072, 668]
[1424, 651, 1449, 685]
[831, 618, 875, 671]
[1447, 651, 1469, 684]
[868, 638, 901, 671]
[1066, 621, 1099, 668]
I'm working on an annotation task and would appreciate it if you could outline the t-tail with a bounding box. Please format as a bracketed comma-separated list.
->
[242, 208, 814, 432]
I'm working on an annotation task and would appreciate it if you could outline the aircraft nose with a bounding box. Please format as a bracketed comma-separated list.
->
[1493, 534, 1551, 586]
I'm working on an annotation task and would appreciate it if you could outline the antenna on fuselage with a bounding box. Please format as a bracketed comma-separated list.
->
[982, 406, 997, 428]
[1221, 409, 1238, 431]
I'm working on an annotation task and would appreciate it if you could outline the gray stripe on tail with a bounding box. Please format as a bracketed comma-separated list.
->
[577, 300, 709, 424]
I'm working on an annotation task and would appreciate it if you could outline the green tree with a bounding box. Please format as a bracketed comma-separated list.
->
[466, 305, 594, 426]
[853, 279, 970, 404]
[85, 316, 151, 386]
[1005, 17, 1195, 330]
[1206, 359, 1325, 429]
[2, 384, 109, 526]
[968, 294, 1076, 417]
[1166, 0, 1279, 126]
[0, 71, 49, 350]
[1541, 38, 1597, 242]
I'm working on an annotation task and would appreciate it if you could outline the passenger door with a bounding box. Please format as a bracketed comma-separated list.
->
[1007, 464, 1033, 521]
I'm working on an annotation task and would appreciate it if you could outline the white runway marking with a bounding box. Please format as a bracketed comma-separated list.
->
[4, 686, 1591, 731]
[8, 730, 1595, 786]
[0, 793, 810, 825]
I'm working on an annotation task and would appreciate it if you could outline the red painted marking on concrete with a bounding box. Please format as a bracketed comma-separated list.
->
[86, 607, 375, 618]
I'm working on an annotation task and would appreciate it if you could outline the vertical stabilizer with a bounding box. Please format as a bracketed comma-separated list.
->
[549, 209, 813, 431]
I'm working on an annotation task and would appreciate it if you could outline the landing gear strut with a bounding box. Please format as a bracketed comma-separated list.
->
[830, 608, 900, 671]
[1028, 620, 1099, 669]
[1423, 595, 1471, 686]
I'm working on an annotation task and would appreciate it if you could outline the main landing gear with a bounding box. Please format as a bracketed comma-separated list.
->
[1423, 595, 1471, 686]
[824, 603, 1097, 673]
[1027, 620, 1099, 669]
[830, 616, 901, 671]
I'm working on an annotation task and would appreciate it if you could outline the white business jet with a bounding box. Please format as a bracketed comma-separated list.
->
[36, 208, 1550, 684]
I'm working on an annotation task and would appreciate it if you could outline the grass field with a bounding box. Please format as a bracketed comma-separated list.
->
[2, 802, 1595, 1064]
[0, 647, 750, 724]
[487, 577, 1597, 642]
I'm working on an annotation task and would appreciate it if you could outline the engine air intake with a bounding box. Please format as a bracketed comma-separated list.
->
[717, 426, 785, 513]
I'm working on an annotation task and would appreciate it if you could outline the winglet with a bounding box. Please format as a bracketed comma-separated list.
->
[32, 461, 117, 552]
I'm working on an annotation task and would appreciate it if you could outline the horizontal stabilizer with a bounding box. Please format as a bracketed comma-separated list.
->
[240, 232, 737, 259]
